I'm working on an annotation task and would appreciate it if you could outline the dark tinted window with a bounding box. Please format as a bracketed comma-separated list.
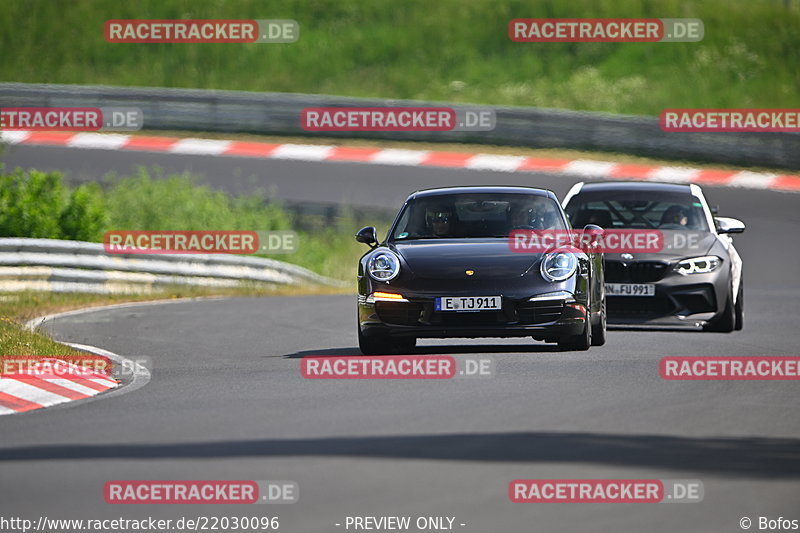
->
[565, 190, 709, 231]
[392, 193, 566, 240]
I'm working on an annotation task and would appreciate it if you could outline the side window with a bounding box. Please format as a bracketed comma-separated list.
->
[392, 206, 412, 239]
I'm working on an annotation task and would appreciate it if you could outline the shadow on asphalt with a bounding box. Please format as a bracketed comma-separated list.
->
[283, 343, 562, 358]
[1, 431, 799, 478]
[608, 326, 706, 333]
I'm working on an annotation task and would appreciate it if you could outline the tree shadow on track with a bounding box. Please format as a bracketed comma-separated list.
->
[2, 431, 799, 478]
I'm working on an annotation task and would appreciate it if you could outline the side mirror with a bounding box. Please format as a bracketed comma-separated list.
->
[355, 226, 378, 247]
[710, 205, 719, 215]
[583, 223, 604, 233]
[715, 217, 745, 234]
[582, 224, 604, 251]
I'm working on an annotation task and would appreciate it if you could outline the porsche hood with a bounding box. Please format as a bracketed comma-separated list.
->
[392, 240, 542, 279]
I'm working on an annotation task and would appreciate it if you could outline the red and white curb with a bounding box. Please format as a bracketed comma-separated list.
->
[0, 357, 118, 415]
[0, 303, 160, 415]
[2, 130, 799, 193]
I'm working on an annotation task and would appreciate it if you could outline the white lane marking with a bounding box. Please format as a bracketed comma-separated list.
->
[466, 154, 526, 172]
[370, 148, 430, 166]
[728, 171, 777, 189]
[46, 378, 102, 396]
[270, 144, 334, 160]
[564, 160, 617, 177]
[0, 379, 72, 405]
[67, 133, 131, 150]
[0, 130, 31, 144]
[647, 166, 702, 183]
[87, 376, 119, 387]
[170, 138, 232, 155]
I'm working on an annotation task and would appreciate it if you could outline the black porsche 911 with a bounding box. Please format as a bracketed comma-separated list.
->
[355, 186, 606, 354]
[562, 181, 745, 332]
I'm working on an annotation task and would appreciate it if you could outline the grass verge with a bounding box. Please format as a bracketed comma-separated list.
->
[1, 0, 798, 116]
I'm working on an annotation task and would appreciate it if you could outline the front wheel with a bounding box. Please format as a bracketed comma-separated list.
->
[703, 282, 735, 333]
[734, 278, 744, 331]
[358, 326, 416, 355]
[591, 297, 607, 346]
[558, 314, 591, 351]
[358, 326, 392, 355]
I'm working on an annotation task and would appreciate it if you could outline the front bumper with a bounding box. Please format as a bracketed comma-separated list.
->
[358, 292, 588, 339]
[605, 261, 729, 327]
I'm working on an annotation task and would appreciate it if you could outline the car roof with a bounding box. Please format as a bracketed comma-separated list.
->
[408, 185, 558, 202]
[577, 181, 693, 194]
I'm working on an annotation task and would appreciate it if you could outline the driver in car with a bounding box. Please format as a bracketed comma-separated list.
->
[508, 202, 544, 231]
[660, 205, 690, 228]
[427, 207, 455, 237]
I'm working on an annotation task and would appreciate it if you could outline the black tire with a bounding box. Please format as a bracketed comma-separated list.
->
[704, 282, 735, 333]
[358, 327, 416, 355]
[558, 310, 592, 351]
[358, 326, 392, 355]
[591, 297, 607, 346]
[392, 336, 417, 354]
[734, 278, 744, 331]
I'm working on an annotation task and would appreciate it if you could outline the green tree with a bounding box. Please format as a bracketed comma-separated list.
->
[59, 182, 107, 241]
[0, 169, 65, 238]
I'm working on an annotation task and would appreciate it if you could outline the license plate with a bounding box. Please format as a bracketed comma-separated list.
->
[605, 283, 656, 297]
[435, 296, 502, 312]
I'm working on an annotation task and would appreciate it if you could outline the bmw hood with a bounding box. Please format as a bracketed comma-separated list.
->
[605, 231, 719, 262]
[392, 240, 542, 279]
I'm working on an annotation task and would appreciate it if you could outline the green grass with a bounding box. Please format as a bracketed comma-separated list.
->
[1, 0, 798, 115]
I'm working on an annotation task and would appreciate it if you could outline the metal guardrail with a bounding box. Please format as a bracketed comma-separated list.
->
[0, 83, 798, 169]
[0, 238, 348, 294]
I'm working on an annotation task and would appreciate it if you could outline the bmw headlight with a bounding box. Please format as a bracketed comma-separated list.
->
[540, 251, 577, 282]
[675, 255, 722, 275]
[368, 251, 401, 281]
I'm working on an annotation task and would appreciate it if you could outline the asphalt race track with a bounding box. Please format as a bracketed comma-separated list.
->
[1, 144, 799, 532]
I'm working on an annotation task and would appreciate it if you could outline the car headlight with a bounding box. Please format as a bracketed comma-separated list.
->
[367, 251, 401, 281]
[675, 255, 722, 275]
[540, 251, 577, 282]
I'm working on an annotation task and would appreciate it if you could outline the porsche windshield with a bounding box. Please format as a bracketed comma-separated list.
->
[391, 193, 566, 240]
[565, 191, 710, 231]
